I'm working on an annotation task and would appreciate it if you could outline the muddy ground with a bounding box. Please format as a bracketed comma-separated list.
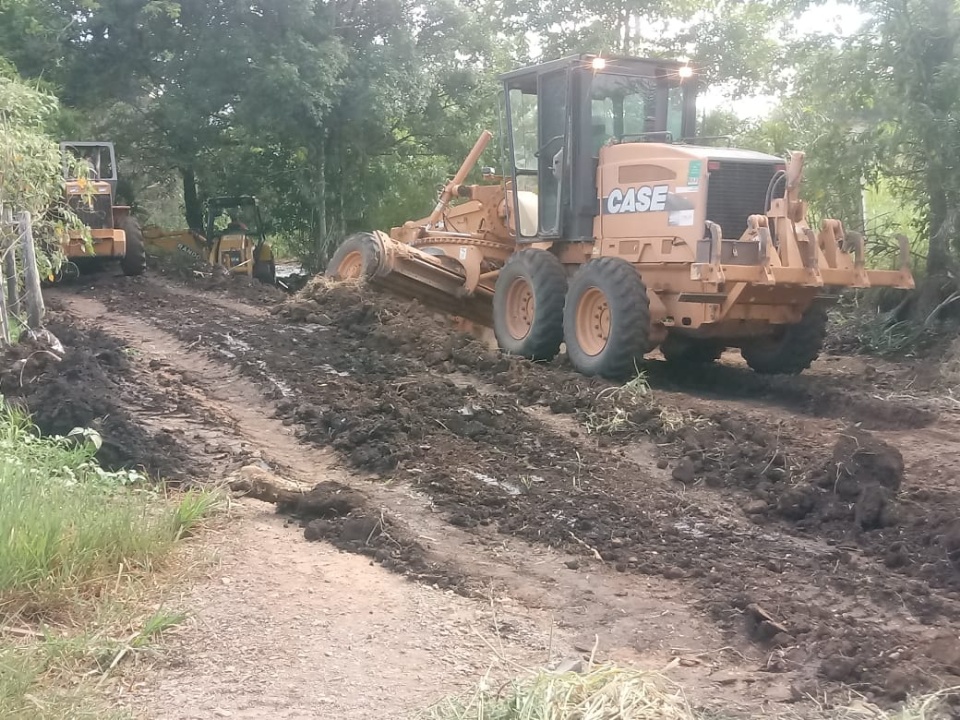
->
[16, 263, 960, 713]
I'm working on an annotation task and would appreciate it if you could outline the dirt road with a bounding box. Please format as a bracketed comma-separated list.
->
[21, 267, 960, 716]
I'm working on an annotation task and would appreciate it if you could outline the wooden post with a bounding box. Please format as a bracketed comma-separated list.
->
[0, 208, 11, 345]
[3, 241, 19, 320]
[0, 260, 8, 346]
[18, 211, 45, 330]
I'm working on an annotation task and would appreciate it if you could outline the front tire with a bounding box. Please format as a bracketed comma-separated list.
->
[118, 216, 147, 277]
[326, 233, 382, 281]
[563, 257, 650, 379]
[493, 249, 567, 362]
[253, 258, 276, 285]
[740, 304, 828, 375]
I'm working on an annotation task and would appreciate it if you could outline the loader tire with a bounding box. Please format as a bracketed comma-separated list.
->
[118, 216, 147, 277]
[740, 304, 828, 375]
[563, 258, 650, 380]
[327, 233, 381, 281]
[660, 335, 725, 366]
[493, 249, 567, 361]
[253, 258, 276, 285]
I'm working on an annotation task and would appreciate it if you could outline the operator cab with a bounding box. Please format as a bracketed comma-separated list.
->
[60, 141, 119, 230]
[204, 195, 275, 283]
[500, 55, 698, 242]
[61, 142, 117, 184]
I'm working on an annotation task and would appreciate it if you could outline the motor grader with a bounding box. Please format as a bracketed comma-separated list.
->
[326, 54, 914, 379]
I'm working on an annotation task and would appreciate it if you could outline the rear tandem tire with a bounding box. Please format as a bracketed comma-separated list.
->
[326, 233, 382, 281]
[740, 304, 828, 375]
[118, 216, 147, 277]
[660, 335, 725, 366]
[493, 249, 567, 362]
[563, 257, 650, 380]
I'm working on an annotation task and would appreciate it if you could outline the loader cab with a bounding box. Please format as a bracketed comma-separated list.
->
[60, 141, 119, 230]
[500, 55, 698, 242]
[204, 195, 276, 284]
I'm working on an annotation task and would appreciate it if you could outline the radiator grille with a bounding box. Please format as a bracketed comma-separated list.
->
[704, 161, 779, 239]
[68, 192, 113, 230]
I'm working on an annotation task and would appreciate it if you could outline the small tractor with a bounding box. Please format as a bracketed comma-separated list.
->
[59, 141, 146, 277]
[326, 54, 914, 378]
[143, 195, 275, 284]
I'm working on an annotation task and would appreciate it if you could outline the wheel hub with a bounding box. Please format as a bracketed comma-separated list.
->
[338, 250, 364, 279]
[504, 276, 536, 340]
[576, 286, 610, 356]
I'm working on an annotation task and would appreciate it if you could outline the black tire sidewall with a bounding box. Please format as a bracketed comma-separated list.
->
[492, 249, 567, 361]
[741, 305, 828, 375]
[253, 258, 276, 284]
[119, 215, 147, 276]
[327, 233, 380, 280]
[563, 258, 650, 379]
[661, 335, 725, 365]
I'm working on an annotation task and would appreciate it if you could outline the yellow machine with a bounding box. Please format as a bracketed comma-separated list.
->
[326, 54, 914, 378]
[60, 141, 146, 277]
[144, 195, 276, 284]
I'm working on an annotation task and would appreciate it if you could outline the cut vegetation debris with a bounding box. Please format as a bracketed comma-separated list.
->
[418, 663, 960, 720]
[417, 664, 699, 720]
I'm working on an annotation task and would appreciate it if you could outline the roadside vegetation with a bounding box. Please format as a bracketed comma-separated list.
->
[419, 662, 960, 720]
[0, 400, 219, 719]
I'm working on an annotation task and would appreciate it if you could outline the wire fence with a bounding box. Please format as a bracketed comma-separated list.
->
[0, 209, 46, 346]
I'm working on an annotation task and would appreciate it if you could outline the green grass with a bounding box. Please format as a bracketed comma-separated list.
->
[0, 399, 220, 717]
[0, 402, 216, 619]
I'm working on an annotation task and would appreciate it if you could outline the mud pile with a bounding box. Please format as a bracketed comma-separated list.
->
[236, 473, 459, 586]
[0, 319, 189, 478]
[83, 270, 960, 698]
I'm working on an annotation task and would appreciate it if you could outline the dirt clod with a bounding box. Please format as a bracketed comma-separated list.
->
[829, 430, 904, 500]
[672, 457, 696, 484]
[819, 656, 858, 682]
[776, 486, 817, 520]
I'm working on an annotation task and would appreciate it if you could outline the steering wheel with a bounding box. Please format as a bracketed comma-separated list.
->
[533, 134, 564, 158]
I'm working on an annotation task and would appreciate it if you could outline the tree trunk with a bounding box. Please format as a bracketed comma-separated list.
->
[181, 167, 204, 231]
[914, 178, 956, 320]
[307, 138, 328, 272]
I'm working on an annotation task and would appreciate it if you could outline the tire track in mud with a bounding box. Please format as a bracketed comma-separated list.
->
[64, 274, 960, 702]
[52, 290, 790, 714]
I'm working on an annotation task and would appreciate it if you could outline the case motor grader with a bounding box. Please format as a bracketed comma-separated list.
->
[327, 54, 915, 379]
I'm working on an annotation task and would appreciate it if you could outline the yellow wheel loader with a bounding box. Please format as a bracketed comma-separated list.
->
[143, 195, 276, 284]
[326, 54, 915, 378]
[59, 141, 147, 278]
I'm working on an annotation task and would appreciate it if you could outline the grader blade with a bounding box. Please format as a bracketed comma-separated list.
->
[327, 231, 494, 326]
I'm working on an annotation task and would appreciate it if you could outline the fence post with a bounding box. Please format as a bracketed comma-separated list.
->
[18, 211, 45, 330]
[3, 239, 19, 320]
[0, 260, 8, 346]
[0, 208, 11, 345]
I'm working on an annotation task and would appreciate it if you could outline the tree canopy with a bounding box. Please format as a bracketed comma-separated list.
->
[1, 0, 958, 298]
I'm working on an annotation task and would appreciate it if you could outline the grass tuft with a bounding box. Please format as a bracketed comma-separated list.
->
[418, 663, 698, 720]
[419, 662, 960, 720]
[0, 398, 220, 716]
[0, 399, 220, 621]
